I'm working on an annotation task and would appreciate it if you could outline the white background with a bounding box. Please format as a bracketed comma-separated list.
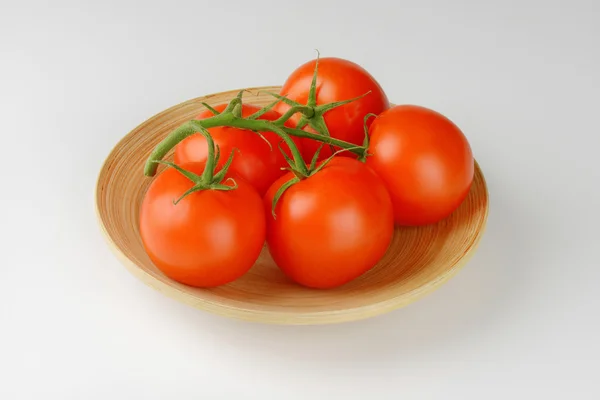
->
[1, 0, 599, 398]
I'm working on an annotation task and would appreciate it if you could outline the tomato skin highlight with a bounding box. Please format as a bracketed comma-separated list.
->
[365, 105, 474, 226]
[264, 157, 394, 289]
[139, 162, 266, 287]
[275, 57, 389, 162]
[174, 104, 302, 196]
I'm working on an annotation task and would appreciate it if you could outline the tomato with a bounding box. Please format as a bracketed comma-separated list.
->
[139, 162, 265, 287]
[274, 57, 389, 162]
[264, 157, 394, 289]
[365, 105, 474, 226]
[174, 104, 302, 196]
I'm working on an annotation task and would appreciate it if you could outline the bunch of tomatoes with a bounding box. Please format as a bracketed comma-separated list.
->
[139, 55, 474, 289]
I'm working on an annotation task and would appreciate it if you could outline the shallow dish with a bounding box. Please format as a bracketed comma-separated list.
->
[95, 86, 489, 325]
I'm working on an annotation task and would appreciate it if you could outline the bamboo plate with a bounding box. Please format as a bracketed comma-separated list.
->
[95, 86, 489, 325]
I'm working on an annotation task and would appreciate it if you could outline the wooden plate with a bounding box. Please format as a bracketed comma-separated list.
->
[95, 86, 489, 325]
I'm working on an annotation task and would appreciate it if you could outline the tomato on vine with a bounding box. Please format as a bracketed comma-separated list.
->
[174, 103, 302, 196]
[140, 129, 265, 287]
[264, 155, 394, 289]
[137, 52, 481, 289]
[365, 105, 474, 226]
[273, 56, 389, 162]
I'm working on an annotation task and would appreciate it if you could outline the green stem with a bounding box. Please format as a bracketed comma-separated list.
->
[232, 103, 243, 118]
[144, 112, 234, 176]
[222, 96, 241, 114]
[225, 118, 308, 176]
[201, 102, 220, 115]
[307, 51, 320, 107]
[213, 148, 237, 182]
[196, 126, 217, 184]
[151, 161, 231, 205]
[275, 105, 315, 124]
[280, 127, 364, 156]
[144, 111, 367, 177]
[271, 176, 300, 218]
[144, 90, 369, 178]
[248, 98, 281, 120]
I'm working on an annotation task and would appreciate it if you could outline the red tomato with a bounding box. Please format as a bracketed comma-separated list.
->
[365, 105, 474, 226]
[139, 162, 265, 287]
[264, 157, 394, 289]
[274, 57, 389, 162]
[174, 104, 302, 196]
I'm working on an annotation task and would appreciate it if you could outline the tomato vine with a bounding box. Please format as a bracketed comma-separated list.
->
[143, 54, 375, 216]
[151, 124, 241, 204]
[143, 56, 370, 178]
